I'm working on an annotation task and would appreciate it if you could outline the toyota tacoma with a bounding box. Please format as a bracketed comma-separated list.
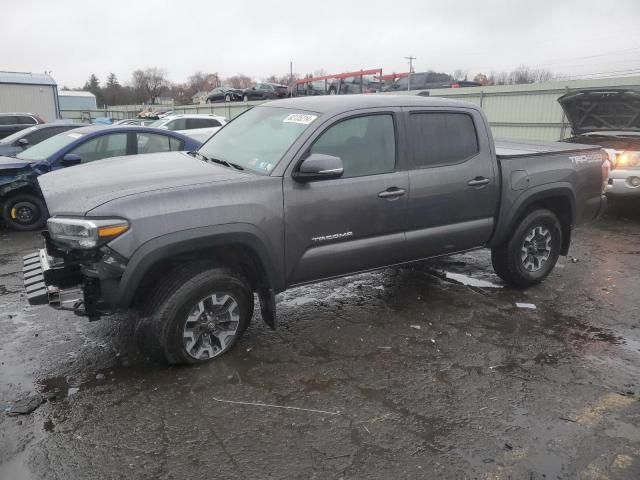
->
[23, 95, 609, 364]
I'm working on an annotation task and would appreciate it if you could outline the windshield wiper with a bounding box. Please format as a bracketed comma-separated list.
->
[188, 151, 244, 171]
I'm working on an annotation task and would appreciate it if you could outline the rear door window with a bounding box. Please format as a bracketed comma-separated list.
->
[187, 118, 221, 129]
[408, 112, 479, 168]
[17, 116, 36, 125]
[137, 132, 178, 154]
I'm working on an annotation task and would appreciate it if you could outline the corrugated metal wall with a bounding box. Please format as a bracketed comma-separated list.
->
[62, 75, 640, 140]
[0, 84, 58, 121]
[415, 75, 640, 141]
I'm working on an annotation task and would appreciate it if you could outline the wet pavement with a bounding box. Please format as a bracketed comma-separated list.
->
[1, 202, 639, 479]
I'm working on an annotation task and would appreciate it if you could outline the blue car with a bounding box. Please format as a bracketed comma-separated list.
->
[0, 125, 202, 230]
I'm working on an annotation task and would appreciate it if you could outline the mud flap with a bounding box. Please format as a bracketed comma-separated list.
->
[258, 288, 276, 330]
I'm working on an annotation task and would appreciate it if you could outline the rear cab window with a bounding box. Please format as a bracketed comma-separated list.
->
[407, 112, 479, 168]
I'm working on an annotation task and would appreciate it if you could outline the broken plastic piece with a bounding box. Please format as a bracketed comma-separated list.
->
[515, 302, 537, 309]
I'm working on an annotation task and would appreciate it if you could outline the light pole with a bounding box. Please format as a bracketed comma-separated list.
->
[405, 55, 416, 91]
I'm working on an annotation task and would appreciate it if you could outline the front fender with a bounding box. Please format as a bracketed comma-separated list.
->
[114, 223, 284, 309]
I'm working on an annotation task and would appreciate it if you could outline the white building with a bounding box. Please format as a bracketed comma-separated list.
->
[58, 90, 97, 110]
[0, 71, 59, 121]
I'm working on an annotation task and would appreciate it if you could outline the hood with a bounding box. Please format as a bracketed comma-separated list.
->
[38, 151, 250, 215]
[558, 88, 640, 135]
[0, 155, 33, 170]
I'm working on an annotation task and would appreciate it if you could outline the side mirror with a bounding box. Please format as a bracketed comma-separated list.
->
[294, 153, 344, 182]
[61, 153, 82, 167]
[17, 138, 29, 148]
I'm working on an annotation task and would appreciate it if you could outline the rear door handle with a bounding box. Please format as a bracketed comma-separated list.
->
[467, 177, 490, 187]
[378, 187, 406, 199]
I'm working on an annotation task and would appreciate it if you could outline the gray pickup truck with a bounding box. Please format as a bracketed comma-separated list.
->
[23, 95, 608, 364]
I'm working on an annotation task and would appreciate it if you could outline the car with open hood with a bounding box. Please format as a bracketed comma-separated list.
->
[559, 87, 640, 198]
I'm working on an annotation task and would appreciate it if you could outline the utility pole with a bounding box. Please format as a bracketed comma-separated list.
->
[290, 61, 293, 97]
[405, 55, 416, 91]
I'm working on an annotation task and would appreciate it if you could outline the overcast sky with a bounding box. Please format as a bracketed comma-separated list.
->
[3, 0, 640, 87]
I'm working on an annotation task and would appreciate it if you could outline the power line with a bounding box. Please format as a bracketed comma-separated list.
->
[529, 46, 640, 68]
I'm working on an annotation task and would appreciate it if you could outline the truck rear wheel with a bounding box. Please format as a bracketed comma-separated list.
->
[139, 267, 254, 365]
[491, 209, 562, 288]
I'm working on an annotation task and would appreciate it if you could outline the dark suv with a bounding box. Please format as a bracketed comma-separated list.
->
[242, 83, 289, 101]
[0, 113, 46, 139]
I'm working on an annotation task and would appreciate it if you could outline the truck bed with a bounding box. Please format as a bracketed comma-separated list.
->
[495, 137, 598, 159]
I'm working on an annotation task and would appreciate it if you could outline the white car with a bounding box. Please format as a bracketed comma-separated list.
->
[149, 114, 227, 139]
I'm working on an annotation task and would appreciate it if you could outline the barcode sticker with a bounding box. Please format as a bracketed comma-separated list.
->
[283, 114, 317, 125]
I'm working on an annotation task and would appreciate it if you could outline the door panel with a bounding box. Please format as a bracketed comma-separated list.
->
[284, 172, 408, 284]
[404, 109, 499, 259]
[283, 111, 408, 285]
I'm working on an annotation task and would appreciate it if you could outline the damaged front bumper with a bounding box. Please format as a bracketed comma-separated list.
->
[23, 248, 102, 319]
[22, 234, 123, 320]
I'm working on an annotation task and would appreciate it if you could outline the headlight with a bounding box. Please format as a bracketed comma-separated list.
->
[47, 217, 129, 249]
[616, 151, 640, 168]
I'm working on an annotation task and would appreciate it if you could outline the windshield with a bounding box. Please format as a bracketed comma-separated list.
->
[16, 131, 83, 161]
[0, 126, 37, 145]
[198, 107, 319, 175]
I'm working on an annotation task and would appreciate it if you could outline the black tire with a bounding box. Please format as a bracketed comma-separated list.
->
[328, 87, 337, 95]
[491, 209, 562, 288]
[2, 193, 48, 231]
[138, 266, 254, 365]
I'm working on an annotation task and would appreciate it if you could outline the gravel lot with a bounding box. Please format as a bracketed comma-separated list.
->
[1, 202, 639, 479]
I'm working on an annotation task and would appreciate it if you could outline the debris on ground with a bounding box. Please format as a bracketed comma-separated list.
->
[410, 325, 422, 330]
[5, 394, 44, 416]
[211, 397, 341, 416]
[515, 302, 537, 309]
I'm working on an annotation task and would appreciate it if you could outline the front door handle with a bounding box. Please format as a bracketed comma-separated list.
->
[378, 187, 406, 199]
[467, 177, 490, 187]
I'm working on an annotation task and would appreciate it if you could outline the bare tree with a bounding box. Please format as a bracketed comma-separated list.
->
[224, 74, 253, 89]
[131, 68, 169, 104]
[473, 73, 489, 85]
[452, 69, 468, 81]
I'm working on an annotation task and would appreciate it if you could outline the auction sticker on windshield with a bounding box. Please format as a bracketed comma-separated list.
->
[283, 113, 317, 125]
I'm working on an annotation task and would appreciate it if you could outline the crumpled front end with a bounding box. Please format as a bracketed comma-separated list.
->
[22, 231, 127, 321]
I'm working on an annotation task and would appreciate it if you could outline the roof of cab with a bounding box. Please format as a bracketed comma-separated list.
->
[261, 94, 479, 114]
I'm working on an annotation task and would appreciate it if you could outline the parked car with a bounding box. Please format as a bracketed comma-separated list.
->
[0, 113, 46, 140]
[23, 95, 608, 365]
[0, 126, 201, 230]
[206, 87, 243, 103]
[558, 87, 640, 199]
[149, 114, 227, 139]
[383, 72, 480, 92]
[241, 83, 289, 101]
[0, 121, 82, 157]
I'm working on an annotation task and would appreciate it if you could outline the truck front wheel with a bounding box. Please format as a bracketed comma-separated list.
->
[139, 267, 254, 365]
[491, 209, 562, 288]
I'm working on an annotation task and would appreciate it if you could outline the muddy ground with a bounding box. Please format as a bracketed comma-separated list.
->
[1, 202, 639, 480]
